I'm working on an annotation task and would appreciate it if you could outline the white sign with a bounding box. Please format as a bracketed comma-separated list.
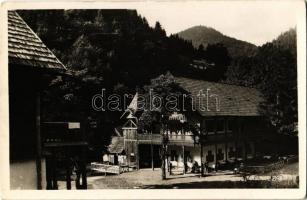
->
[68, 122, 80, 129]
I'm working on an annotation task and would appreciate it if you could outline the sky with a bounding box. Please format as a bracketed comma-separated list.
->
[135, 0, 300, 46]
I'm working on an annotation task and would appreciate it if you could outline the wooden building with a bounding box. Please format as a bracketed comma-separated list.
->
[112, 76, 276, 172]
[8, 11, 87, 189]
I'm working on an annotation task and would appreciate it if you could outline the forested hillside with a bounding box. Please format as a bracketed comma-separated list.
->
[19, 10, 231, 86]
[177, 25, 258, 58]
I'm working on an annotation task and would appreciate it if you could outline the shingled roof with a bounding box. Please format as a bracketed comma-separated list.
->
[8, 11, 66, 70]
[174, 76, 264, 116]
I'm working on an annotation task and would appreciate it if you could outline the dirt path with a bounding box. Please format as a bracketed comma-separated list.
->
[57, 162, 299, 189]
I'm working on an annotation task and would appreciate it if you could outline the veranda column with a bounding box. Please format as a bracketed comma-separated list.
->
[235, 118, 238, 161]
[200, 144, 204, 176]
[151, 140, 154, 171]
[45, 156, 52, 189]
[182, 145, 185, 174]
[35, 91, 42, 189]
[65, 158, 71, 190]
[51, 150, 58, 189]
[225, 119, 228, 161]
[214, 118, 218, 170]
[136, 141, 139, 170]
[200, 119, 205, 177]
[242, 119, 247, 161]
[161, 142, 166, 180]
[81, 145, 87, 189]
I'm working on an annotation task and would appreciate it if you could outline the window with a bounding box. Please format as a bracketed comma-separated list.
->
[217, 120, 225, 133]
[109, 155, 115, 164]
[236, 147, 242, 157]
[228, 147, 235, 158]
[205, 120, 215, 134]
[184, 151, 191, 162]
[130, 154, 136, 162]
[227, 119, 235, 132]
[171, 150, 178, 161]
[247, 143, 252, 154]
[217, 148, 224, 160]
[206, 150, 214, 162]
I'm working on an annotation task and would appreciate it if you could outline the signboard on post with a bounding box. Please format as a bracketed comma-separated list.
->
[68, 122, 80, 129]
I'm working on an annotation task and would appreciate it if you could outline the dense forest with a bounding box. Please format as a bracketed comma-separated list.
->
[177, 25, 258, 58]
[17, 10, 297, 157]
[225, 28, 297, 135]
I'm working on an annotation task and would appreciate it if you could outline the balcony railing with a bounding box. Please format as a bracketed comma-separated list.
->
[135, 130, 266, 146]
[137, 134, 162, 144]
[136, 133, 196, 146]
[167, 134, 195, 146]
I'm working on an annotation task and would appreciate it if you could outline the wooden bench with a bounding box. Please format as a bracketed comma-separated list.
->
[90, 162, 121, 175]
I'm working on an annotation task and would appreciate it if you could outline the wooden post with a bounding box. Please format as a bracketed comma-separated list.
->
[225, 119, 228, 161]
[151, 143, 154, 171]
[81, 146, 87, 189]
[136, 141, 139, 170]
[127, 141, 130, 170]
[35, 92, 42, 190]
[161, 118, 167, 180]
[215, 144, 218, 171]
[182, 145, 185, 174]
[200, 119, 204, 177]
[167, 155, 169, 172]
[244, 141, 247, 161]
[235, 118, 238, 161]
[214, 118, 218, 171]
[161, 144, 166, 180]
[253, 141, 257, 158]
[81, 164, 87, 189]
[52, 153, 58, 189]
[46, 157, 52, 189]
[225, 143, 228, 161]
[242, 119, 247, 161]
[238, 118, 243, 161]
[66, 160, 71, 190]
[200, 144, 204, 176]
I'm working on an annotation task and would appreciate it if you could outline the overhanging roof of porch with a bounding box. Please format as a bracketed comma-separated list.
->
[8, 11, 66, 71]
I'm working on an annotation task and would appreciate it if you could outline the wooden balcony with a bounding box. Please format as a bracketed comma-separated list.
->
[137, 133, 196, 146]
[167, 134, 195, 147]
[137, 134, 162, 144]
[136, 130, 266, 146]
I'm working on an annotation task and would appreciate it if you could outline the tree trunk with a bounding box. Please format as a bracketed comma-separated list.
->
[200, 144, 204, 176]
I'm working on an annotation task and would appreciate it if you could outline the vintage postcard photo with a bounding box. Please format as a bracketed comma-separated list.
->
[0, 0, 306, 199]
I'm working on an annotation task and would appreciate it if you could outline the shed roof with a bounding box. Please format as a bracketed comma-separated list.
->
[8, 11, 66, 70]
[174, 76, 264, 116]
